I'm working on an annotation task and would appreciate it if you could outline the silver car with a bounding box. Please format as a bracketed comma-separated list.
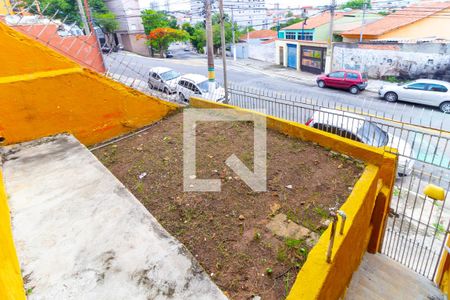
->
[378, 79, 450, 113]
[148, 67, 181, 94]
[306, 108, 415, 176]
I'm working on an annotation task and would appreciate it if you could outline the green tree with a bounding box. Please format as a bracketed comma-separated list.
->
[141, 9, 178, 34]
[23, 0, 112, 27]
[181, 22, 195, 36]
[341, 0, 371, 9]
[147, 27, 189, 57]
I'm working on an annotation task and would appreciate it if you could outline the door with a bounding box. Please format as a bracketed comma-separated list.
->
[423, 83, 448, 107]
[287, 44, 297, 69]
[399, 82, 428, 103]
[279, 47, 284, 66]
[326, 71, 346, 88]
[345, 72, 361, 89]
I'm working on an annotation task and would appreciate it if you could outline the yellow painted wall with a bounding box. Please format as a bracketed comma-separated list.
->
[0, 0, 11, 15]
[0, 170, 26, 300]
[0, 22, 179, 146]
[381, 9, 450, 40]
[190, 97, 397, 300]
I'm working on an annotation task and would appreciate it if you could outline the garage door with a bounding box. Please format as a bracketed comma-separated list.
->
[287, 44, 297, 69]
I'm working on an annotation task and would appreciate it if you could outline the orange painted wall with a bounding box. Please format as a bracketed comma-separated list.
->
[0, 21, 178, 146]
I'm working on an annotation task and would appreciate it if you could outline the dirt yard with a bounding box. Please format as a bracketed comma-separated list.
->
[93, 111, 363, 299]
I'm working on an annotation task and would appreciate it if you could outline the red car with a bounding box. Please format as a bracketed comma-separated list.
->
[316, 70, 368, 94]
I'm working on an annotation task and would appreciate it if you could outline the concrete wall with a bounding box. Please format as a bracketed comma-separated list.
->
[190, 97, 398, 300]
[0, 170, 25, 300]
[333, 42, 450, 81]
[0, 21, 178, 146]
[248, 40, 275, 63]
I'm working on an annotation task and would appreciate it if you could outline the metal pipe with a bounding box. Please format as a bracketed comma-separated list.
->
[327, 211, 338, 263]
[337, 210, 347, 235]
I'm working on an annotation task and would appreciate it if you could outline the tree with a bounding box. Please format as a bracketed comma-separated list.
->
[23, 0, 113, 28]
[141, 9, 178, 34]
[286, 11, 294, 17]
[147, 28, 189, 57]
[341, 0, 371, 9]
[271, 18, 303, 31]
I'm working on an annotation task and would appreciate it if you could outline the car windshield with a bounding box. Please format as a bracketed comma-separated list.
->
[160, 70, 180, 81]
[357, 121, 388, 147]
[197, 80, 208, 93]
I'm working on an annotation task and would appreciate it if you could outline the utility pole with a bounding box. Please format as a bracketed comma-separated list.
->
[231, 8, 236, 61]
[83, 0, 95, 33]
[76, 0, 90, 34]
[326, 0, 336, 72]
[218, 0, 229, 102]
[205, 0, 215, 93]
[359, 0, 368, 43]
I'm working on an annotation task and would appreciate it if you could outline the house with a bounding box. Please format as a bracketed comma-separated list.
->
[106, 0, 149, 56]
[190, 0, 268, 28]
[278, 10, 382, 42]
[341, 1, 450, 42]
[236, 29, 277, 62]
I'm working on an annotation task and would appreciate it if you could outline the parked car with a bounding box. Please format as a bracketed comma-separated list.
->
[378, 79, 450, 113]
[317, 70, 368, 94]
[177, 74, 225, 103]
[165, 50, 174, 58]
[148, 67, 181, 94]
[306, 108, 415, 176]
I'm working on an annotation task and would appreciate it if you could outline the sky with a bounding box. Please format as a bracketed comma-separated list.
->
[139, 0, 350, 12]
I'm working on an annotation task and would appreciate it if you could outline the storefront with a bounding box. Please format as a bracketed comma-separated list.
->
[300, 46, 326, 74]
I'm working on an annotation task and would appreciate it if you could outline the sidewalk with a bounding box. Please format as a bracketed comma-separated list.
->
[230, 58, 386, 94]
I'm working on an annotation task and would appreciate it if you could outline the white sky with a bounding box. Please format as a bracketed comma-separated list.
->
[139, 0, 350, 11]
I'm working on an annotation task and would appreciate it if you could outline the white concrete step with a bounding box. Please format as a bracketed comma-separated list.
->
[1, 134, 226, 300]
[346, 253, 445, 300]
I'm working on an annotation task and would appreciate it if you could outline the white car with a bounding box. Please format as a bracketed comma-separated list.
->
[176, 74, 225, 103]
[306, 108, 415, 176]
[378, 79, 450, 113]
[148, 67, 181, 94]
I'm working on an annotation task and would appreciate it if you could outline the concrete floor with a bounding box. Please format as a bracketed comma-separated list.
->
[1, 134, 226, 300]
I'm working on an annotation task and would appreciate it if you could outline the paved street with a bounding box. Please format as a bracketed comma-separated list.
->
[104, 50, 450, 131]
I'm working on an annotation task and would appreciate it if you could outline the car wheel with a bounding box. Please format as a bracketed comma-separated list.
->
[439, 101, 450, 113]
[384, 92, 398, 102]
[349, 86, 359, 94]
[179, 93, 187, 103]
[317, 80, 326, 88]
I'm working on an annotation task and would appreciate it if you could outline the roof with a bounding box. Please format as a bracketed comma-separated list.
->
[181, 73, 207, 83]
[240, 29, 277, 40]
[342, 1, 450, 37]
[282, 12, 345, 30]
[411, 79, 450, 87]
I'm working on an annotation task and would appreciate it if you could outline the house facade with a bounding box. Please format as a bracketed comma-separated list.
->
[341, 2, 450, 42]
[190, 0, 268, 29]
[278, 11, 382, 42]
[106, 0, 149, 56]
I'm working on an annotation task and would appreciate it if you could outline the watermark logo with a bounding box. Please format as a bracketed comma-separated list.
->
[183, 108, 267, 192]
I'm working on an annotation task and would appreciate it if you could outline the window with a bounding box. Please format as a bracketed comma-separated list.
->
[297, 32, 313, 41]
[151, 73, 160, 80]
[356, 121, 388, 147]
[328, 71, 346, 79]
[346, 72, 359, 80]
[178, 80, 187, 87]
[313, 123, 362, 143]
[427, 84, 448, 92]
[285, 32, 296, 40]
[406, 83, 427, 90]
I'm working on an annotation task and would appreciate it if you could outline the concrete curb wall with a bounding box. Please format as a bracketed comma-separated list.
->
[190, 97, 397, 300]
[0, 169, 25, 300]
